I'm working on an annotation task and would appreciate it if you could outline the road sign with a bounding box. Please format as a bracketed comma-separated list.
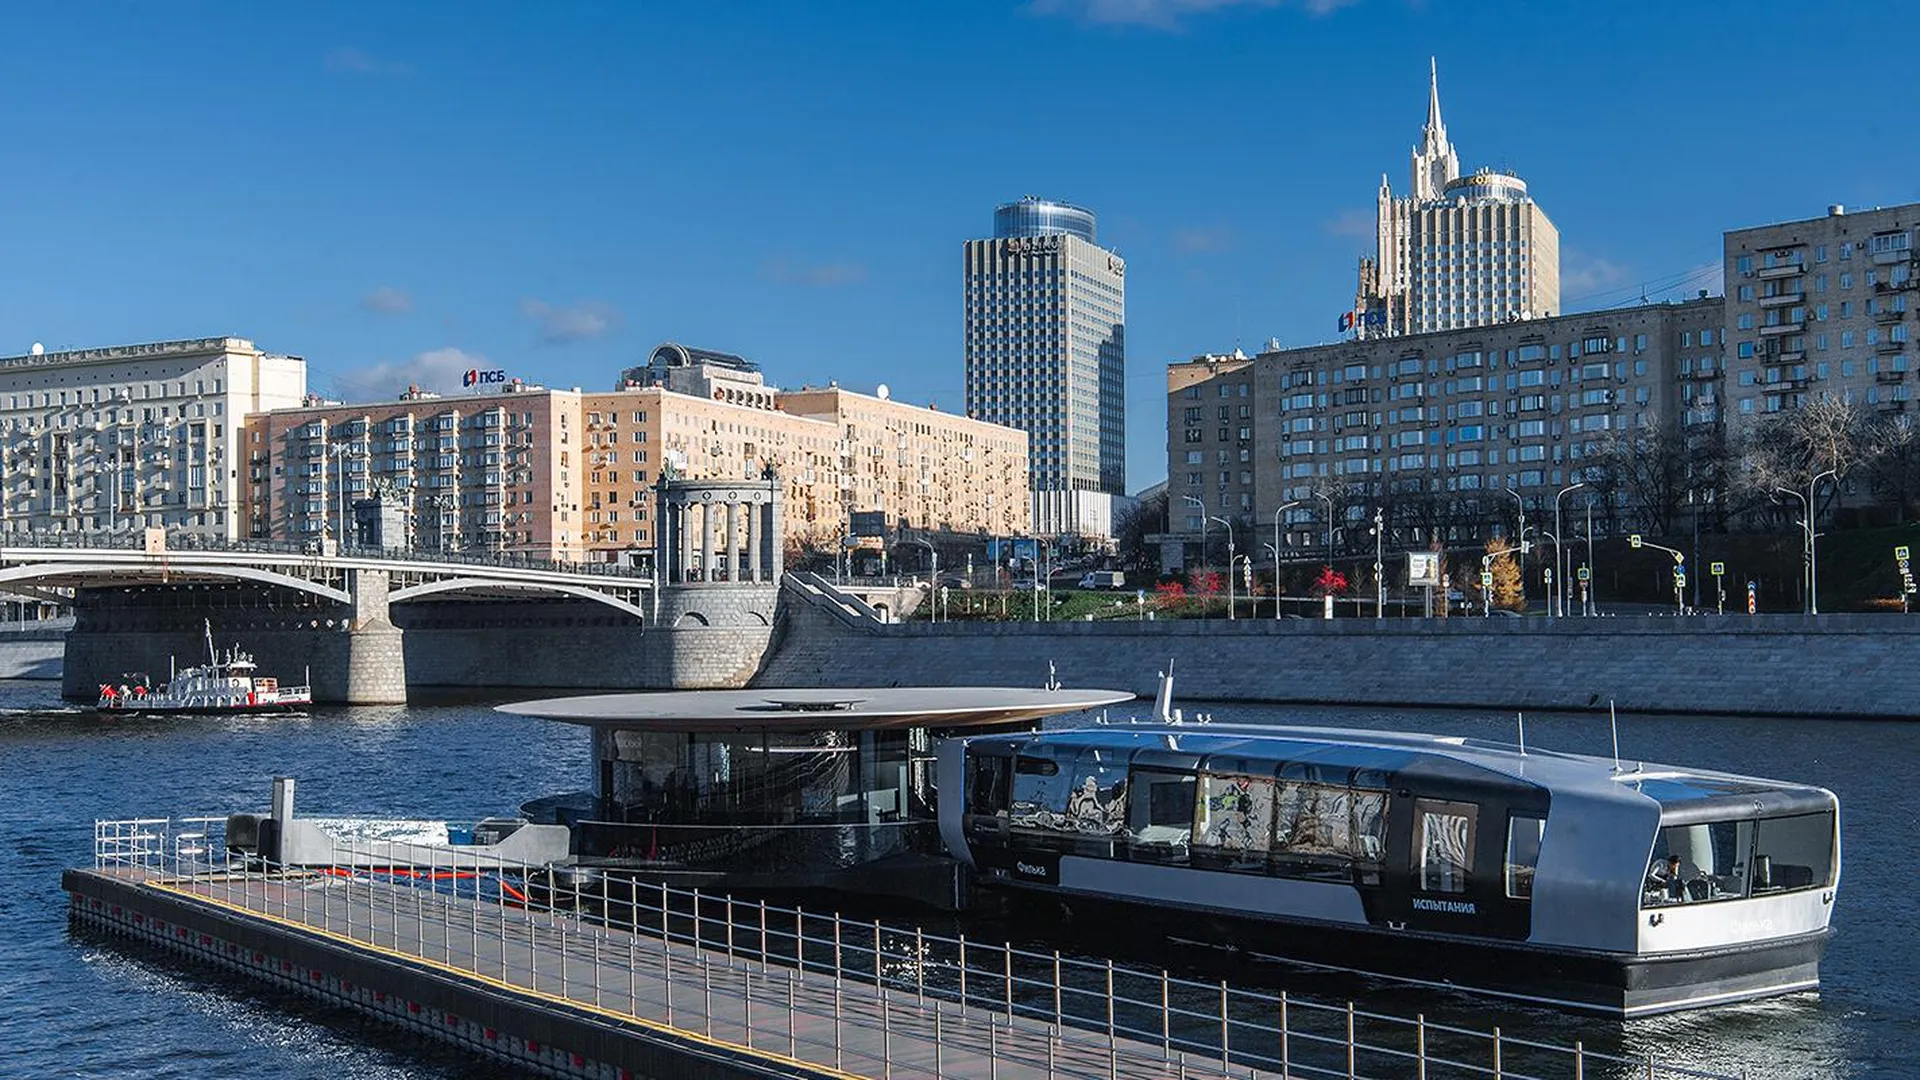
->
[1710, 561, 1726, 576]
[1544, 567, 1553, 583]
[1899, 546, 1912, 561]
[1577, 566, 1590, 582]
[1747, 580, 1758, 616]
[1675, 573, 1687, 588]
[1629, 534, 1643, 548]
[1480, 570, 1493, 586]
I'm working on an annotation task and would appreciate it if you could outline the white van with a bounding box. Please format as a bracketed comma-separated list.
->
[1077, 571, 1125, 589]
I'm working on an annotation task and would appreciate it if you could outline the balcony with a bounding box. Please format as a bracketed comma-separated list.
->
[1757, 292, 1804, 308]
[1878, 340, 1908, 355]
[1757, 263, 1805, 280]
[1774, 350, 1807, 363]
[1877, 399, 1909, 413]
[1876, 308, 1906, 323]
[1875, 370, 1906, 383]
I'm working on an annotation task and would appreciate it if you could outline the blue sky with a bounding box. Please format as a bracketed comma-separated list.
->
[1, 1, 1913, 492]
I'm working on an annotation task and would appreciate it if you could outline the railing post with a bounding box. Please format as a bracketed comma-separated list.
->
[1348, 1000, 1357, 1080]
[726, 895, 735, 961]
[874, 918, 883, 994]
[1162, 969, 1171, 1053]
[934, 1006, 944, 1079]
[1055, 951, 1064, 1033]
[959, 934, 968, 1009]
[788, 969, 797, 1059]
[661, 881, 670, 947]
[1493, 1025, 1503, 1080]
[692, 887, 702, 953]
[796, 905, 805, 979]
[664, 933, 675, 1025]
[759, 898, 769, 971]
[1106, 959, 1116, 1051]
[916, 926, 925, 1004]
[1280, 991, 1290, 1074]
[1574, 1040, 1585, 1080]
[704, 957, 713, 1039]
[1417, 1013, 1427, 1080]
[744, 966, 753, 1049]
[882, 991, 893, 1080]
[1005, 942, 1014, 1023]
[1222, 980, 1231, 1071]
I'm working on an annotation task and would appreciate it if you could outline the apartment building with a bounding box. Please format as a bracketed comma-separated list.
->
[1724, 203, 1920, 420]
[243, 384, 584, 559]
[1168, 300, 1721, 557]
[0, 336, 305, 539]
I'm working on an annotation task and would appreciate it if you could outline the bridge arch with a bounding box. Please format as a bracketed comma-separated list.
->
[0, 562, 353, 605]
[387, 578, 648, 621]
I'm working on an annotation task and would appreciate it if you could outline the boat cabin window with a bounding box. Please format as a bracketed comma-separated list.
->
[1126, 768, 1196, 864]
[1193, 772, 1275, 871]
[1416, 798, 1478, 894]
[964, 754, 1012, 818]
[1008, 750, 1070, 834]
[1505, 815, 1545, 899]
[1645, 812, 1834, 906]
[1272, 768, 1356, 881]
[1063, 749, 1128, 838]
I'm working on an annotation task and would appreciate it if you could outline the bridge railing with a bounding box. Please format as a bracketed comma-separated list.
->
[0, 531, 646, 579]
[93, 814, 1746, 1080]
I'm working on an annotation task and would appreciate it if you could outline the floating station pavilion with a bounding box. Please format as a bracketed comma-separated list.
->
[499, 686, 1133, 903]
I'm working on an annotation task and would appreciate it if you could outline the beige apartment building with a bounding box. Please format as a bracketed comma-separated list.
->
[1168, 299, 1721, 560]
[242, 384, 585, 559]
[1723, 203, 1919, 420]
[244, 347, 1032, 565]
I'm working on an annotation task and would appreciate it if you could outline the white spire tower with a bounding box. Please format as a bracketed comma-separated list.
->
[1410, 57, 1460, 203]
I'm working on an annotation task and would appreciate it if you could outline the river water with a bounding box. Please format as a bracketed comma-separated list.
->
[0, 681, 1911, 1079]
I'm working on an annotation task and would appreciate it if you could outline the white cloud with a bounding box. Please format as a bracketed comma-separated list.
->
[325, 47, 412, 76]
[360, 285, 413, 315]
[1171, 226, 1234, 255]
[519, 298, 622, 344]
[1561, 251, 1632, 301]
[1322, 208, 1376, 238]
[332, 347, 483, 401]
[1027, 0, 1354, 30]
[759, 257, 868, 287]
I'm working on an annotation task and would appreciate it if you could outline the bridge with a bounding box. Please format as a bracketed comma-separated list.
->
[0, 533, 657, 620]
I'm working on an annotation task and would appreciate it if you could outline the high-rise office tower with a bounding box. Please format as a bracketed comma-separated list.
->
[1353, 61, 1560, 338]
[964, 197, 1127, 537]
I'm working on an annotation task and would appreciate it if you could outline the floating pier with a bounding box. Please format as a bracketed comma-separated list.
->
[65, 813, 1738, 1080]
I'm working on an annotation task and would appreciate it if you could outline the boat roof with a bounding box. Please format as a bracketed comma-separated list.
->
[986, 722, 1835, 821]
[498, 687, 1135, 734]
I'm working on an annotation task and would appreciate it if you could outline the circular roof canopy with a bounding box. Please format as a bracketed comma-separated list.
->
[497, 686, 1135, 733]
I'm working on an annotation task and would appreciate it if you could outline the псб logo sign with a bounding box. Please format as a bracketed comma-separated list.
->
[463, 368, 508, 387]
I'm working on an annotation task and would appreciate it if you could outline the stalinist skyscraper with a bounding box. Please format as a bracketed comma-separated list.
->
[1352, 61, 1559, 339]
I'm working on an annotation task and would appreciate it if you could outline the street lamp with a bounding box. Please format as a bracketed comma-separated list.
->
[1554, 482, 1586, 619]
[1504, 488, 1528, 612]
[896, 537, 938, 621]
[1776, 468, 1836, 615]
[1209, 515, 1234, 619]
[1370, 507, 1385, 619]
[1262, 542, 1283, 620]
[1312, 490, 1334, 572]
[1181, 495, 1207, 575]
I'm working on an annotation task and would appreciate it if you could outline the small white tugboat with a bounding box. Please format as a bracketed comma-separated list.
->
[97, 621, 312, 715]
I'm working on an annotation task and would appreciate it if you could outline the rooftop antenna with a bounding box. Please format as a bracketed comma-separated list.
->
[1609, 698, 1622, 773]
[1516, 711, 1526, 756]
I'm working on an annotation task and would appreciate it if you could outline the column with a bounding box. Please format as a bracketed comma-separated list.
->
[766, 491, 783, 578]
[724, 501, 738, 583]
[700, 500, 716, 583]
[744, 501, 760, 583]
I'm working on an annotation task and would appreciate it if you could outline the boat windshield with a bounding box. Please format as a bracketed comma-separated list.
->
[1641, 811, 1835, 908]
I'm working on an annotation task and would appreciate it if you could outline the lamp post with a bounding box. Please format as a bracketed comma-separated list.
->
[1262, 542, 1282, 620]
[1504, 488, 1528, 612]
[1777, 468, 1836, 615]
[1554, 482, 1586, 619]
[1181, 495, 1207, 575]
[1585, 497, 1597, 616]
[1313, 490, 1334, 573]
[1370, 507, 1385, 619]
[1209, 515, 1234, 619]
[896, 537, 938, 621]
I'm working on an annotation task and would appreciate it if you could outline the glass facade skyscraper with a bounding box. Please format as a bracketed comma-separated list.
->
[964, 197, 1127, 510]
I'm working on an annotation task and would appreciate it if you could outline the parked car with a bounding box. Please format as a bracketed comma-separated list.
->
[936, 573, 971, 590]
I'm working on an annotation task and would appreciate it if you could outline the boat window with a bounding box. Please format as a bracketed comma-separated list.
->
[1193, 772, 1275, 871]
[964, 755, 1012, 818]
[1063, 749, 1128, 837]
[1351, 788, 1389, 885]
[1646, 820, 1755, 906]
[1416, 799, 1477, 894]
[1273, 779, 1353, 881]
[1753, 813, 1834, 894]
[1126, 768, 1195, 864]
[1008, 749, 1074, 833]
[1505, 815, 1545, 899]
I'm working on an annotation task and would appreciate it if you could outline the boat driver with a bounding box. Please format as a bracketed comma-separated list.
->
[1647, 853, 1686, 900]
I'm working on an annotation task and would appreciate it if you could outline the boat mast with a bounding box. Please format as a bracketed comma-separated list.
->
[204, 618, 216, 667]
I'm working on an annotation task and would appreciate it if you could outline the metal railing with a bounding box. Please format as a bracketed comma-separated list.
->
[3, 531, 645, 578]
[90, 816, 1746, 1080]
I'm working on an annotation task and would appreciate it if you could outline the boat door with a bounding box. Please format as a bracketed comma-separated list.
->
[1371, 773, 1543, 941]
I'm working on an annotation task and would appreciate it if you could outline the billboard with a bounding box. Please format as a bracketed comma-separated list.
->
[1407, 551, 1442, 587]
[849, 511, 888, 539]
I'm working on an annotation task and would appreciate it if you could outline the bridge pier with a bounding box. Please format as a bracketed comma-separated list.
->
[340, 569, 406, 705]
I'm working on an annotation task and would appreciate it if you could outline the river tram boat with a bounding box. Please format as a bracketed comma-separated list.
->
[97, 624, 311, 716]
[937, 698, 1840, 1017]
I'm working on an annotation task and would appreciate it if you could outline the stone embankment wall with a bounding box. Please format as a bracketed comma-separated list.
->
[756, 577, 1920, 718]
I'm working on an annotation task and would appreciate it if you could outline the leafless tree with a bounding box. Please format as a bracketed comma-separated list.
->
[1112, 489, 1168, 577]
[1586, 421, 1694, 535]
[1730, 396, 1867, 520]
[1859, 413, 1920, 525]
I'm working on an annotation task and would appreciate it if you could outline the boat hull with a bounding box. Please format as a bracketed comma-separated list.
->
[97, 701, 308, 716]
[1000, 882, 1829, 1017]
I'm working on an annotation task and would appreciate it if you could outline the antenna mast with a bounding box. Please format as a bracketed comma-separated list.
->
[1609, 698, 1622, 772]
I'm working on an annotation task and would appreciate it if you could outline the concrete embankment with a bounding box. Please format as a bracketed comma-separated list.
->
[756, 579, 1920, 718]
